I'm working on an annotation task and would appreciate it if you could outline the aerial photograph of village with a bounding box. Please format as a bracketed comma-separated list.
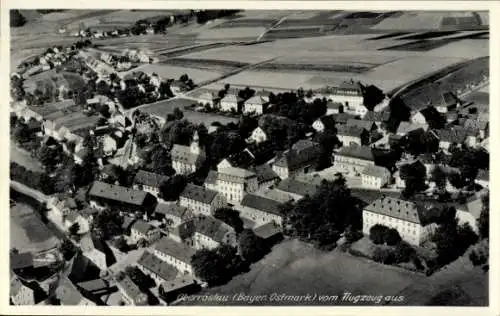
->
[8, 9, 489, 307]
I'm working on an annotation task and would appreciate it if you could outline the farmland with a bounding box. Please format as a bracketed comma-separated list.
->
[372, 11, 487, 31]
[122, 64, 223, 83]
[161, 58, 249, 73]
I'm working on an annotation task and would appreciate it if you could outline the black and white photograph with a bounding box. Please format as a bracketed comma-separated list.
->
[6, 3, 494, 310]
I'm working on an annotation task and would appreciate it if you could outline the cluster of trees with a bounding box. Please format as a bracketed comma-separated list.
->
[401, 130, 439, 156]
[313, 130, 341, 170]
[368, 224, 421, 267]
[259, 114, 308, 152]
[267, 90, 327, 125]
[159, 175, 187, 201]
[195, 10, 240, 24]
[11, 75, 26, 101]
[448, 148, 488, 188]
[91, 208, 124, 240]
[114, 72, 174, 109]
[281, 176, 361, 250]
[10, 10, 26, 27]
[213, 208, 244, 234]
[400, 162, 427, 198]
[369, 224, 402, 246]
[10, 162, 55, 195]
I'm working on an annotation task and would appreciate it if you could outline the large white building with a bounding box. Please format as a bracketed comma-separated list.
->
[219, 94, 239, 112]
[272, 140, 322, 179]
[315, 80, 367, 116]
[133, 170, 170, 197]
[248, 127, 268, 144]
[179, 183, 225, 216]
[334, 145, 375, 175]
[154, 237, 196, 275]
[243, 95, 268, 115]
[363, 196, 437, 246]
[213, 166, 259, 203]
[361, 165, 391, 189]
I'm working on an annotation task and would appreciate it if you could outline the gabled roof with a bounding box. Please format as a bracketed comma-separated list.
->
[131, 219, 155, 235]
[276, 178, 320, 197]
[326, 102, 344, 109]
[332, 112, 357, 124]
[396, 122, 427, 135]
[155, 237, 196, 263]
[362, 110, 390, 122]
[218, 166, 256, 180]
[433, 127, 468, 144]
[10, 274, 32, 298]
[245, 95, 267, 105]
[251, 164, 279, 184]
[221, 94, 239, 103]
[89, 181, 149, 206]
[76, 278, 110, 293]
[117, 276, 147, 304]
[80, 233, 106, 254]
[436, 91, 460, 107]
[253, 222, 282, 239]
[204, 170, 218, 185]
[193, 216, 234, 243]
[362, 165, 391, 178]
[137, 251, 177, 282]
[464, 198, 483, 219]
[336, 145, 374, 161]
[180, 184, 218, 204]
[171, 144, 205, 165]
[364, 196, 430, 225]
[316, 81, 364, 96]
[314, 115, 336, 130]
[161, 275, 197, 293]
[336, 125, 367, 138]
[57, 276, 95, 306]
[273, 140, 321, 169]
[346, 119, 375, 131]
[134, 170, 170, 188]
[154, 203, 189, 219]
[241, 194, 282, 216]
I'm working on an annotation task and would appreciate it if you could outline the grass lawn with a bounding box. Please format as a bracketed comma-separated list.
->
[10, 143, 44, 173]
[178, 239, 424, 306]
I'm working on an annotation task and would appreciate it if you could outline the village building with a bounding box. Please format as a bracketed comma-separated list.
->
[89, 181, 157, 215]
[410, 106, 442, 126]
[154, 237, 196, 275]
[275, 178, 320, 200]
[109, 135, 141, 169]
[363, 196, 437, 246]
[248, 126, 269, 144]
[253, 221, 283, 244]
[196, 91, 216, 108]
[48, 196, 78, 219]
[336, 125, 369, 146]
[361, 165, 391, 189]
[243, 95, 268, 115]
[131, 220, 161, 244]
[239, 194, 284, 226]
[396, 122, 428, 136]
[362, 110, 390, 129]
[463, 119, 488, 140]
[11, 252, 34, 273]
[187, 216, 237, 250]
[272, 140, 322, 179]
[334, 145, 375, 175]
[136, 251, 178, 285]
[171, 131, 206, 175]
[56, 276, 97, 306]
[219, 93, 240, 112]
[434, 91, 461, 113]
[456, 196, 484, 234]
[133, 170, 170, 197]
[64, 210, 91, 235]
[117, 276, 148, 306]
[80, 233, 114, 272]
[326, 102, 344, 115]
[153, 203, 192, 226]
[432, 127, 469, 151]
[159, 275, 200, 304]
[312, 115, 336, 133]
[179, 183, 225, 216]
[10, 274, 35, 306]
[251, 164, 280, 189]
[315, 80, 366, 116]
[346, 118, 377, 132]
[212, 166, 259, 203]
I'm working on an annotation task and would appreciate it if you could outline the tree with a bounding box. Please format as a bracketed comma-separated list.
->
[60, 239, 77, 260]
[430, 166, 447, 190]
[450, 149, 479, 185]
[369, 224, 389, 245]
[114, 236, 129, 252]
[214, 208, 244, 234]
[238, 229, 270, 263]
[68, 223, 80, 236]
[394, 242, 416, 263]
[13, 122, 32, 144]
[373, 247, 395, 264]
[344, 225, 363, 243]
[10, 10, 26, 27]
[478, 194, 489, 239]
[173, 107, 184, 120]
[191, 244, 246, 286]
[384, 228, 402, 246]
[37, 145, 63, 172]
[159, 175, 187, 201]
[448, 171, 466, 189]
[137, 238, 148, 248]
[400, 162, 427, 197]
[92, 208, 124, 240]
[146, 145, 175, 176]
[125, 266, 155, 289]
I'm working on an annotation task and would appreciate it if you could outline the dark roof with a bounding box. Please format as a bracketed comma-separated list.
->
[160, 275, 197, 293]
[137, 251, 178, 282]
[251, 164, 279, 184]
[315, 115, 336, 130]
[10, 274, 32, 297]
[317, 81, 364, 96]
[437, 91, 460, 107]
[225, 150, 255, 169]
[10, 252, 34, 270]
[122, 217, 137, 230]
[117, 276, 146, 304]
[276, 178, 320, 197]
[134, 170, 170, 188]
[89, 181, 149, 206]
[77, 279, 110, 293]
[362, 111, 390, 122]
[332, 113, 357, 124]
[171, 144, 205, 165]
[154, 203, 189, 219]
[56, 276, 88, 305]
[253, 222, 282, 239]
[362, 165, 390, 178]
[335, 145, 374, 161]
[193, 216, 234, 243]
[155, 237, 196, 263]
[433, 127, 468, 143]
[241, 194, 282, 216]
[245, 141, 276, 164]
[204, 170, 218, 185]
[396, 122, 426, 135]
[180, 183, 218, 204]
[131, 219, 155, 235]
[80, 233, 106, 254]
[336, 125, 367, 138]
[364, 196, 431, 225]
[273, 140, 321, 169]
[346, 119, 375, 131]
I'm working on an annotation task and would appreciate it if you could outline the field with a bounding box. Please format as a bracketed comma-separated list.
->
[161, 58, 248, 73]
[23, 70, 86, 94]
[177, 239, 424, 306]
[122, 64, 223, 83]
[196, 27, 267, 41]
[179, 44, 281, 64]
[10, 144, 44, 173]
[10, 202, 60, 254]
[372, 11, 487, 31]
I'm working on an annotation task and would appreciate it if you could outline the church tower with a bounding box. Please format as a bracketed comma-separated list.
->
[190, 131, 201, 155]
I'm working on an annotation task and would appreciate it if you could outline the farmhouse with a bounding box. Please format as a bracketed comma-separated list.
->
[109, 135, 141, 169]
[117, 276, 148, 306]
[88, 181, 157, 215]
[196, 91, 216, 108]
[171, 131, 206, 175]
[272, 140, 322, 179]
[248, 126, 269, 144]
[159, 275, 200, 303]
[56, 276, 97, 306]
[312, 115, 336, 133]
[239, 194, 284, 226]
[315, 80, 367, 116]
[213, 166, 259, 203]
[80, 233, 113, 272]
[48, 196, 78, 218]
[64, 211, 91, 235]
[153, 203, 191, 226]
[275, 178, 320, 200]
[336, 125, 369, 146]
[188, 215, 237, 250]
[220, 93, 240, 112]
[363, 196, 436, 246]
[362, 111, 390, 129]
[346, 119, 377, 132]
[434, 91, 461, 113]
[333, 145, 375, 175]
[396, 122, 428, 136]
[432, 127, 469, 151]
[244, 95, 268, 115]
[136, 251, 178, 285]
[10, 275, 35, 306]
[361, 165, 391, 189]
[456, 197, 483, 234]
[326, 102, 344, 115]
[154, 237, 196, 275]
[131, 220, 161, 244]
[133, 170, 170, 197]
[179, 183, 225, 216]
